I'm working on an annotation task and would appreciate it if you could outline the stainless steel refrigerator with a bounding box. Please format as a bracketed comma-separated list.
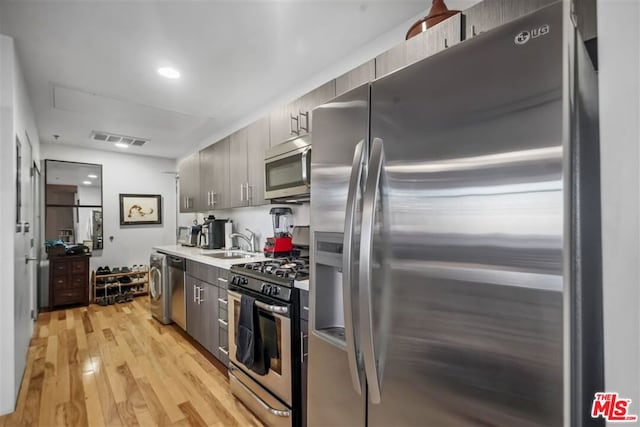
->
[308, 2, 603, 426]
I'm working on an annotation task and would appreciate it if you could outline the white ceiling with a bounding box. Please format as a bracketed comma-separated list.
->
[1, 0, 476, 159]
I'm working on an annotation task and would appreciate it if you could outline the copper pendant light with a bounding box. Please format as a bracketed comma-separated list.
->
[406, 0, 461, 40]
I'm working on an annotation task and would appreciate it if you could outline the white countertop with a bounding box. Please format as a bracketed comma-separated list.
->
[153, 245, 311, 291]
[153, 245, 271, 269]
[294, 279, 309, 292]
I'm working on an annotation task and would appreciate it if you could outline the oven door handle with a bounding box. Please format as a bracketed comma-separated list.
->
[228, 290, 289, 315]
[229, 366, 291, 417]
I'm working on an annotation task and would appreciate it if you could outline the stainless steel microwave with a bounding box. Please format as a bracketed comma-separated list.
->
[264, 135, 311, 202]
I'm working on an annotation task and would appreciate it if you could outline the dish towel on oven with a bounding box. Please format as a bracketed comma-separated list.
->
[236, 295, 261, 371]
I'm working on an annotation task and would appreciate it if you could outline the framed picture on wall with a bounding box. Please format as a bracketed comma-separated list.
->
[119, 194, 162, 225]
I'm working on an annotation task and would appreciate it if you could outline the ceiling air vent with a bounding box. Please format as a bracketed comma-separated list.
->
[90, 131, 149, 147]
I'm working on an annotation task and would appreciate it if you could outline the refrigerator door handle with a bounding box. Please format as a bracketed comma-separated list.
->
[360, 137, 385, 404]
[342, 139, 366, 396]
[301, 147, 311, 187]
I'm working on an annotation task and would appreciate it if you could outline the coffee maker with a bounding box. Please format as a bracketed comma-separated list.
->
[201, 215, 227, 249]
[263, 207, 294, 257]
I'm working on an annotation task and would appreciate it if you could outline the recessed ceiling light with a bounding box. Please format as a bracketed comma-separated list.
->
[82, 181, 92, 185]
[114, 142, 129, 149]
[88, 174, 98, 179]
[157, 67, 180, 79]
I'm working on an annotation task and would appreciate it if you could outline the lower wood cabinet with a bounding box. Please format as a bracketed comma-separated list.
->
[49, 255, 90, 309]
[185, 260, 230, 365]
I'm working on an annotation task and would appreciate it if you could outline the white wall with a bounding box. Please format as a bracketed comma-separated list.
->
[40, 143, 178, 300]
[598, 0, 640, 414]
[179, 204, 309, 251]
[0, 34, 41, 415]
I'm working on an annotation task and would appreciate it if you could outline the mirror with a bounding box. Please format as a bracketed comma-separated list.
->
[45, 160, 103, 250]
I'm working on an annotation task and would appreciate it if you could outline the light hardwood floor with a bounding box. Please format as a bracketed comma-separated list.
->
[0, 298, 263, 427]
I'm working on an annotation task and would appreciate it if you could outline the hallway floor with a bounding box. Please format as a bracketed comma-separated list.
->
[0, 298, 262, 426]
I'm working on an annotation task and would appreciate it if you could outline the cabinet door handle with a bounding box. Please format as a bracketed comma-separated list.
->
[218, 346, 229, 356]
[240, 184, 245, 202]
[212, 192, 217, 207]
[246, 183, 252, 204]
[193, 284, 197, 303]
[218, 318, 228, 327]
[299, 111, 309, 133]
[198, 286, 204, 303]
[290, 114, 300, 136]
[217, 297, 228, 305]
[217, 277, 228, 284]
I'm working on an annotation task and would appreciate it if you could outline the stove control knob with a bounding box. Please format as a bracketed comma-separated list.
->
[260, 283, 266, 293]
[271, 287, 280, 296]
[241, 277, 248, 285]
[231, 276, 238, 285]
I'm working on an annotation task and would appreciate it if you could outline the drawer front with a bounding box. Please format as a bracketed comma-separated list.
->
[218, 268, 229, 280]
[70, 274, 88, 288]
[53, 288, 86, 306]
[52, 261, 69, 277]
[218, 306, 228, 325]
[52, 276, 69, 290]
[186, 260, 217, 284]
[218, 328, 229, 366]
[218, 287, 228, 317]
[71, 260, 87, 274]
[300, 290, 309, 321]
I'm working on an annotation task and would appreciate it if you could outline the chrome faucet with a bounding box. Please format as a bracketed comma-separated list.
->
[229, 228, 257, 253]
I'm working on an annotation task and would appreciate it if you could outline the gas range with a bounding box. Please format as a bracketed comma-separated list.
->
[230, 257, 309, 302]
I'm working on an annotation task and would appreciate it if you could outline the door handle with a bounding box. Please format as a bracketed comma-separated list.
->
[193, 284, 197, 303]
[25, 256, 38, 265]
[301, 147, 311, 187]
[342, 139, 366, 395]
[359, 137, 385, 404]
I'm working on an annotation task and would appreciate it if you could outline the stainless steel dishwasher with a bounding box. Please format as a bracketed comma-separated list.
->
[167, 255, 186, 330]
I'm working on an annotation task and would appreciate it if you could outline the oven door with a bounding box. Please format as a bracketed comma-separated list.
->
[265, 146, 311, 200]
[228, 289, 292, 406]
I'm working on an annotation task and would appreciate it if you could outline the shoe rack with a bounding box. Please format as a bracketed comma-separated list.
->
[91, 266, 149, 304]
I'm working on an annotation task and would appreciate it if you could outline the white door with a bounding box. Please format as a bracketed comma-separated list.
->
[13, 135, 34, 393]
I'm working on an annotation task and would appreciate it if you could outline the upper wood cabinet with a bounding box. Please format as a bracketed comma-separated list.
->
[269, 80, 336, 146]
[229, 118, 271, 207]
[464, 0, 555, 39]
[178, 152, 201, 213]
[229, 127, 249, 208]
[246, 117, 270, 206]
[296, 80, 336, 135]
[269, 101, 297, 148]
[200, 137, 230, 210]
[336, 60, 375, 97]
[376, 14, 462, 79]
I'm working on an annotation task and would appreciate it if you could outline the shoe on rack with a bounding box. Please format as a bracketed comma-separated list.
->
[125, 291, 134, 302]
[121, 266, 131, 273]
[120, 276, 132, 284]
[96, 297, 108, 306]
[111, 267, 120, 274]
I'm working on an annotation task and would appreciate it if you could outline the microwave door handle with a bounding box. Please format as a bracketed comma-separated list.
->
[342, 139, 366, 395]
[360, 137, 385, 404]
[302, 147, 311, 186]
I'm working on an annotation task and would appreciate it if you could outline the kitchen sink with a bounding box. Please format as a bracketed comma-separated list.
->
[204, 251, 257, 260]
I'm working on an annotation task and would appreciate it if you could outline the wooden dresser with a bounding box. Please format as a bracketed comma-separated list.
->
[48, 255, 90, 309]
